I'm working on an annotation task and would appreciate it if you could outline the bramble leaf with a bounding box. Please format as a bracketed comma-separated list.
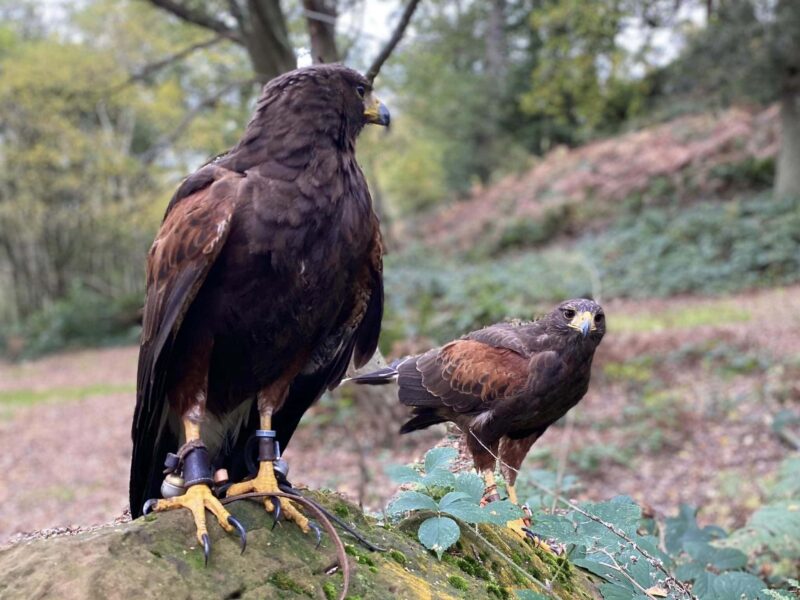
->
[424, 447, 457, 473]
[482, 500, 523, 525]
[418, 516, 460, 559]
[387, 491, 438, 515]
[422, 467, 456, 489]
[385, 464, 422, 484]
[454, 472, 484, 502]
[438, 491, 472, 510]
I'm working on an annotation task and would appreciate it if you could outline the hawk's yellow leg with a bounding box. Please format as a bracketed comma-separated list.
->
[505, 483, 554, 553]
[225, 413, 310, 533]
[146, 419, 240, 552]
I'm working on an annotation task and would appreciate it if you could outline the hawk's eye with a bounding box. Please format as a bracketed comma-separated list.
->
[594, 313, 604, 324]
[563, 308, 576, 320]
[355, 85, 366, 98]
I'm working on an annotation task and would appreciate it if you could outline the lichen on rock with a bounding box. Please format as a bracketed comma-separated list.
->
[0, 491, 601, 599]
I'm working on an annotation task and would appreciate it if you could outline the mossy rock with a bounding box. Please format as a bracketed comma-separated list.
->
[0, 491, 601, 599]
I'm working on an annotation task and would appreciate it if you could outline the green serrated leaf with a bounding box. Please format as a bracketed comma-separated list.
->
[388, 491, 438, 515]
[455, 472, 484, 502]
[515, 591, 550, 600]
[418, 516, 461, 559]
[529, 513, 583, 546]
[422, 467, 456, 489]
[665, 504, 722, 555]
[443, 500, 490, 524]
[385, 464, 422, 484]
[424, 447, 458, 473]
[675, 561, 706, 582]
[692, 571, 718, 599]
[597, 582, 641, 600]
[684, 541, 747, 570]
[482, 500, 523, 525]
[438, 491, 472, 510]
[711, 571, 768, 600]
[573, 558, 623, 581]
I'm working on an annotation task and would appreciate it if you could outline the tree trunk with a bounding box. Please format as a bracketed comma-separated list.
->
[486, 0, 508, 83]
[775, 92, 800, 199]
[241, 0, 297, 82]
[303, 0, 339, 64]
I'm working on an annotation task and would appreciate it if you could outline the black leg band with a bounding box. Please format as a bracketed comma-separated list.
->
[256, 429, 281, 462]
[183, 446, 213, 488]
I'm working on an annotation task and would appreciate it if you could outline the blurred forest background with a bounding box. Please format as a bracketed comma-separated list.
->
[1, 0, 799, 596]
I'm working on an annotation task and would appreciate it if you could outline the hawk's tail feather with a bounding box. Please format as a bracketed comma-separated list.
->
[349, 365, 398, 385]
[346, 356, 410, 385]
[400, 409, 446, 434]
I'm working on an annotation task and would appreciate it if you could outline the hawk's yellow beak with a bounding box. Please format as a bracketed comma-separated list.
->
[364, 94, 390, 127]
[569, 311, 594, 338]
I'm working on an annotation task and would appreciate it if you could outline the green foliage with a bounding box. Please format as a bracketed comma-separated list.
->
[520, 0, 650, 136]
[385, 446, 800, 598]
[664, 0, 798, 109]
[9, 284, 141, 358]
[385, 447, 522, 558]
[382, 194, 800, 352]
[724, 456, 800, 582]
[588, 195, 800, 298]
[710, 157, 776, 192]
[0, 0, 254, 355]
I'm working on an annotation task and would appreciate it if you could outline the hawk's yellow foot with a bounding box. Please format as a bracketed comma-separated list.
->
[504, 484, 556, 554]
[143, 483, 247, 565]
[227, 461, 315, 538]
[506, 517, 555, 553]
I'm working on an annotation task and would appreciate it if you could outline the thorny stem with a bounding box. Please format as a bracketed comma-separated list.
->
[465, 428, 697, 600]
[597, 548, 658, 599]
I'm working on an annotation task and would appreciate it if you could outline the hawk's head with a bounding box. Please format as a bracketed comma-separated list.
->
[549, 298, 605, 344]
[255, 64, 390, 150]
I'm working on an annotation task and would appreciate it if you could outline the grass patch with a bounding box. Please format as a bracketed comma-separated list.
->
[611, 302, 751, 333]
[0, 383, 134, 418]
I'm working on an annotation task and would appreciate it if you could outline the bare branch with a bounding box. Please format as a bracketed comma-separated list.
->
[147, 0, 242, 43]
[365, 0, 422, 82]
[303, 0, 339, 64]
[126, 36, 225, 87]
[142, 78, 258, 166]
[226, 0, 246, 30]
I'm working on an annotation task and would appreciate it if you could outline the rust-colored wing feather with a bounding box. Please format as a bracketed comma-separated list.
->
[401, 339, 530, 414]
[130, 165, 241, 515]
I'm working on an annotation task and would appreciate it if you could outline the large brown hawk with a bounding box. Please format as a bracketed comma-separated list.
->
[130, 65, 389, 561]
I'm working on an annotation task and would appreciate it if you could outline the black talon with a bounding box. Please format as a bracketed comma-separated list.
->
[202, 533, 211, 566]
[271, 497, 282, 529]
[309, 521, 322, 548]
[228, 515, 247, 554]
[142, 499, 158, 515]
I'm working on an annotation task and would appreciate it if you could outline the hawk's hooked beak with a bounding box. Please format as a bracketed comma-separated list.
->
[364, 94, 390, 127]
[569, 311, 594, 338]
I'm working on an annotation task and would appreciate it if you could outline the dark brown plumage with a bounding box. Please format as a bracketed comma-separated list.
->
[352, 299, 605, 502]
[130, 64, 387, 526]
